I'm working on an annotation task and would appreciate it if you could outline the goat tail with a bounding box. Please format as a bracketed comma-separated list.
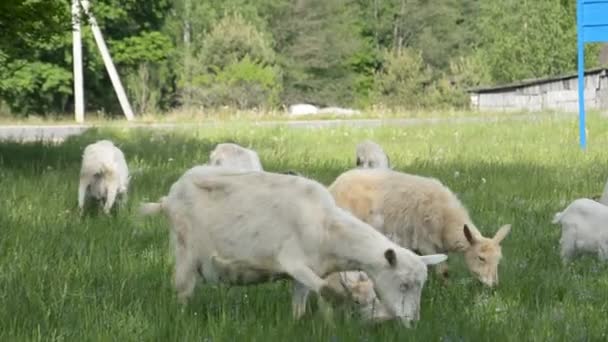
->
[138, 196, 167, 217]
[552, 211, 563, 224]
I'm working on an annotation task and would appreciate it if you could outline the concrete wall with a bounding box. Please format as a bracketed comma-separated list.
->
[471, 71, 608, 112]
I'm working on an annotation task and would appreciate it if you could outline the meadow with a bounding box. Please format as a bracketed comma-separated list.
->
[1, 113, 608, 341]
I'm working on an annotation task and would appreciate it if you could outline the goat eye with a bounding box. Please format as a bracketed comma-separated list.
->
[478, 256, 486, 262]
[400, 283, 410, 292]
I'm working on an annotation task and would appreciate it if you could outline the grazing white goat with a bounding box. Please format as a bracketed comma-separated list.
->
[552, 198, 608, 263]
[78, 140, 129, 214]
[138, 166, 447, 325]
[208, 143, 263, 171]
[328, 168, 512, 288]
[355, 140, 390, 169]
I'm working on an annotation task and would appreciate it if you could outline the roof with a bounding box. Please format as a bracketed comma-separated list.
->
[467, 67, 608, 93]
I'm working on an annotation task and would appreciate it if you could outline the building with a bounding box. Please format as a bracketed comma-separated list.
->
[468, 67, 608, 112]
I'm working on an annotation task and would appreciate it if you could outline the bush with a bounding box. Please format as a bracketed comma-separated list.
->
[192, 56, 281, 109]
[426, 54, 492, 109]
[185, 12, 281, 110]
[198, 12, 276, 70]
[371, 49, 432, 109]
[0, 59, 72, 115]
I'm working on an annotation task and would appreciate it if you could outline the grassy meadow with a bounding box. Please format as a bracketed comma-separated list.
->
[1, 114, 608, 341]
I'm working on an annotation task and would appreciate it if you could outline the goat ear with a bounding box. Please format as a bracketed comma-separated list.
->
[464, 224, 477, 245]
[493, 224, 512, 243]
[356, 156, 363, 167]
[384, 249, 397, 267]
[419, 254, 448, 266]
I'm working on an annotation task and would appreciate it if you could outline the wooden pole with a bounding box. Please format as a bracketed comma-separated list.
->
[80, 0, 135, 121]
[72, 0, 84, 123]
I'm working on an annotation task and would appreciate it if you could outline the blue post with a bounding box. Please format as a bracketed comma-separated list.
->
[577, 0, 608, 150]
[577, 0, 586, 150]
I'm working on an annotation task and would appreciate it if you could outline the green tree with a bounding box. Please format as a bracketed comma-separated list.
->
[269, 0, 370, 107]
[371, 48, 432, 109]
[189, 13, 281, 109]
[477, 0, 600, 83]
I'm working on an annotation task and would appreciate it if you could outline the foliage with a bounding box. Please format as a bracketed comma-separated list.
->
[0, 0, 71, 57]
[192, 56, 281, 109]
[371, 49, 432, 109]
[270, 0, 369, 106]
[0, 0, 605, 116]
[0, 59, 72, 115]
[198, 12, 276, 71]
[477, 0, 600, 83]
[185, 13, 280, 109]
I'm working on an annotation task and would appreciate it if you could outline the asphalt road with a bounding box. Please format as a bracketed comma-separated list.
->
[0, 113, 573, 143]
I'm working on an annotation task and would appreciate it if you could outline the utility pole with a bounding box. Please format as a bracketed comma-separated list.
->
[72, 0, 84, 123]
[71, 0, 135, 122]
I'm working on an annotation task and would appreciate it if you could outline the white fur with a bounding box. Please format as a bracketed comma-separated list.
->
[208, 143, 263, 171]
[78, 140, 129, 214]
[552, 198, 608, 263]
[139, 165, 446, 325]
[355, 140, 390, 169]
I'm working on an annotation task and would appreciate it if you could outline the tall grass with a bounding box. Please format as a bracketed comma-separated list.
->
[1, 114, 608, 341]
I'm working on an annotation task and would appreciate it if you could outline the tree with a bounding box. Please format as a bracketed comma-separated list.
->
[477, 0, 600, 83]
[269, 0, 370, 107]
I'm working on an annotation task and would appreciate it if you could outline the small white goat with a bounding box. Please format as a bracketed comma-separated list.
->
[208, 143, 263, 171]
[552, 198, 608, 263]
[78, 140, 129, 214]
[355, 140, 390, 169]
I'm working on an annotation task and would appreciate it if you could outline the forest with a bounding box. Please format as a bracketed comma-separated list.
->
[0, 0, 606, 117]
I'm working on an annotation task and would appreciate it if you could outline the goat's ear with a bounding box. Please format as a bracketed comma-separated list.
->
[384, 249, 397, 267]
[356, 156, 363, 167]
[419, 254, 448, 266]
[493, 224, 512, 243]
[464, 224, 477, 245]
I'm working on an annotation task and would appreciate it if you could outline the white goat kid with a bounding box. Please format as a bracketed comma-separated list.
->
[139, 166, 447, 326]
[355, 140, 390, 169]
[208, 143, 263, 171]
[78, 140, 129, 214]
[552, 198, 608, 263]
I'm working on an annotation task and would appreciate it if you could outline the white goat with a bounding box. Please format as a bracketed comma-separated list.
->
[552, 198, 608, 263]
[208, 143, 263, 171]
[139, 166, 446, 325]
[78, 140, 129, 214]
[328, 168, 512, 288]
[355, 140, 390, 169]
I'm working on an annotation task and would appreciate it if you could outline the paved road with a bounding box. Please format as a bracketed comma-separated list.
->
[0, 113, 573, 143]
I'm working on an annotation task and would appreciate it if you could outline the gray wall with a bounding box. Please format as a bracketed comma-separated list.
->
[471, 71, 608, 112]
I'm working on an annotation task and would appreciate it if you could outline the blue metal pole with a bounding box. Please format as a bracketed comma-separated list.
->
[577, 0, 587, 150]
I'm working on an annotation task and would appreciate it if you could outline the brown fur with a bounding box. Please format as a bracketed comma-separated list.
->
[329, 168, 512, 287]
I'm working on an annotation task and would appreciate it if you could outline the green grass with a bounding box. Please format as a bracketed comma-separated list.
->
[0, 107, 585, 125]
[1, 114, 608, 341]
